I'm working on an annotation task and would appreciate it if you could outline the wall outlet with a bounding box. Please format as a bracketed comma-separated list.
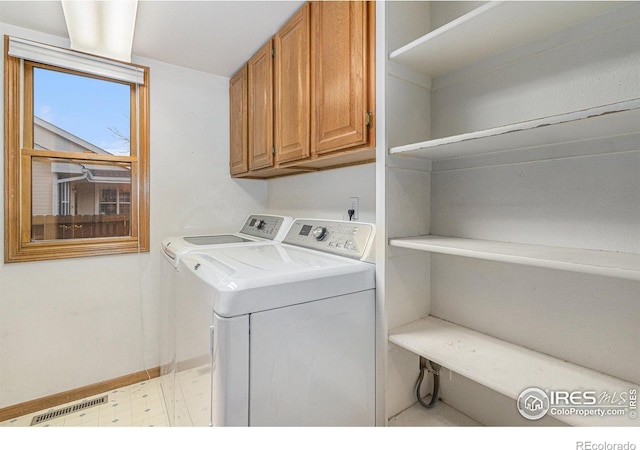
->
[348, 197, 359, 221]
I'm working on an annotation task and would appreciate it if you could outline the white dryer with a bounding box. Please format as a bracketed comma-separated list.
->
[176, 219, 376, 426]
[159, 214, 292, 426]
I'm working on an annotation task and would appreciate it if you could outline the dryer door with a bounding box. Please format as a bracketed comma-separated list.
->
[248, 290, 376, 426]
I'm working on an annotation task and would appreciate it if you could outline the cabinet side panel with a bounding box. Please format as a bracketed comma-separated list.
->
[384, 0, 432, 422]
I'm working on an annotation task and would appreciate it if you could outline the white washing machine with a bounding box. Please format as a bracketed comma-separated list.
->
[159, 214, 293, 426]
[161, 214, 293, 269]
[176, 219, 376, 426]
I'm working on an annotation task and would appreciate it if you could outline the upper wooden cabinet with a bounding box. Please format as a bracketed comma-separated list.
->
[229, 65, 248, 176]
[310, 0, 373, 156]
[247, 40, 274, 171]
[231, 1, 375, 178]
[275, 3, 311, 165]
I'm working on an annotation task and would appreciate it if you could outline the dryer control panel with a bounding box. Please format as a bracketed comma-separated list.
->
[239, 215, 293, 241]
[283, 219, 375, 260]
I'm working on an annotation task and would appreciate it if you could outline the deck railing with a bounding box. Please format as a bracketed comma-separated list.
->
[31, 215, 130, 240]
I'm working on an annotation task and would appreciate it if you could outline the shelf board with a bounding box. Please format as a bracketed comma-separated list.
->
[388, 99, 640, 161]
[389, 316, 639, 427]
[389, 1, 622, 78]
[389, 235, 640, 281]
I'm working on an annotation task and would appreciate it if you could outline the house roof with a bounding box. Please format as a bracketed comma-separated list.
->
[52, 162, 131, 185]
[36, 117, 132, 183]
[34, 116, 112, 155]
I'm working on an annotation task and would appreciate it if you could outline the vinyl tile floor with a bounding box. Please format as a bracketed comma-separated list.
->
[0, 377, 169, 427]
[1, 373, 478, 428]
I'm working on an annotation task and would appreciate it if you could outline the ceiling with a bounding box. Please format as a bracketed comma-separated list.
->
[0, 0, 305, 77]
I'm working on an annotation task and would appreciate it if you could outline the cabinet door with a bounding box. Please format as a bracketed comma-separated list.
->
[229, 65, 248, 176]
[274, 3, 311, 164]
[311, 1, 373, 155]
[248, 40, 274, 171]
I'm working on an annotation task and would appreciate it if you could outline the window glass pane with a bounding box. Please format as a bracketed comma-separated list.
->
[31, 157, 132, 241]
[33, 67, 131, 156]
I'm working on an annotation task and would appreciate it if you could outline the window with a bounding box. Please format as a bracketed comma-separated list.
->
[4, 36, 150, 262]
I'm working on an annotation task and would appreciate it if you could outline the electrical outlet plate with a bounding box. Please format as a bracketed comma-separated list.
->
[348, 197, 359, 221]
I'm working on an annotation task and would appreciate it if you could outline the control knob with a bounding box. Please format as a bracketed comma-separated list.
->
[255, 220, 265, 230]
[312, 226, 328, 241]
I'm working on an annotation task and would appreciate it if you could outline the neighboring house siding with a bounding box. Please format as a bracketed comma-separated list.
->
[31, 159, 54, 216]
[32, 120, 86, 216]
[31, 119, 131, 221]
[76, 183, 96, 215]
[34, 129, 89, 152]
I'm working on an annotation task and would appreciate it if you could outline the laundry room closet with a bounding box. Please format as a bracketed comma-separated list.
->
[380, 1, 640, 426]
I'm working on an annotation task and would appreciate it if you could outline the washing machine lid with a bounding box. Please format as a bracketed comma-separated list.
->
[182, 235, 252, 245]
[161, 214, 293, 268]
[162, 233, 261, 268]
[180, 243, 375, 317]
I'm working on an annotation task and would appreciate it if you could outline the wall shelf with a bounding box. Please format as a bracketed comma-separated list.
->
[384, 0, 640, 427]
[388, 1, 622, 78]
[389, 316, 639, 427]
[388, 99, 640, 161]
[389, 235, 640, 281]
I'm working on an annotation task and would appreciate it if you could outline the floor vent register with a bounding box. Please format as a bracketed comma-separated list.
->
[30, 395, 108, 426]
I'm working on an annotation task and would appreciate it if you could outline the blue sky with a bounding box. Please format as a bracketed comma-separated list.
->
[33, 67, 131, 156]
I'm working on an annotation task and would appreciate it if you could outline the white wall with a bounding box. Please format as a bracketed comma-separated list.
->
[0, 23, 268, 408]
[267, 163, 376, 224]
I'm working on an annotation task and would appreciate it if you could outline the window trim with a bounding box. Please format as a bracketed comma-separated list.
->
[4, 35, 150, 262]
